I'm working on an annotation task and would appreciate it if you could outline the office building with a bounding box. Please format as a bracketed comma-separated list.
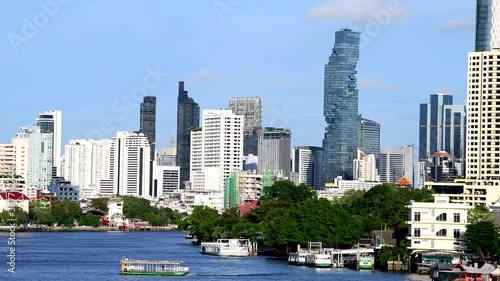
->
[99, 131, 151, 197]
[358, 115, 381, 164]
[189, 110, 243, 194]
[353, 150, 379, 182]
[292, 146, 323, 189]
[224, 170, 275, 208]
[317, 177, 380, 200]
[154, 165, 180, 196]
[36, 110, 62, 177]
[476, 0, 500, 52]
[379, 145, 414, 185]
[419, 93, 466, 169]
[322, 28, 361, 182]
[140, 96, 157, 159]
[228, 97, 262, 155]
[159, 144, 176, 166]
[258, 127, 292, 177]
[48, 177, 80, 202]
[176, 81, 200, 187]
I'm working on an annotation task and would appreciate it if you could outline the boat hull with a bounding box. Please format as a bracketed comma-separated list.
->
[200, 251, 249, 257]
[307, 263, 332, 268]
[120, 270, 188, 276]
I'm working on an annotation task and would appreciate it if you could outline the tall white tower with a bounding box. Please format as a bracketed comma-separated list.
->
[36, 110, 62, 177]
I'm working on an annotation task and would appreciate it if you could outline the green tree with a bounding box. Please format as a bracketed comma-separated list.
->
[185, 206, 220, 243]
[29, 200, 56, 225]
[90, 198, 109, 213]
[465, 220, 500, 258]
[468, 205, 493, 223]
[78, 213, 101, 227]
[12, 208, 29, 225]
[261, 180, 315, 204]
[51, 200, 82, 227]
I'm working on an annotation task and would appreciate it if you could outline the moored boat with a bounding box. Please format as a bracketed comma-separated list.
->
[305, 254, 333, 268]
[200, 239, 251, 257]
[358, 256, 373, 270]
[120, 258, 189, 276]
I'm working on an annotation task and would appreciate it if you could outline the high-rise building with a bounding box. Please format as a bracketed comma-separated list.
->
[292, 146, 323, 189]
[16, 126, 54, 190]
[228, 97, 262, 156]
[353, 150, 379, 182]
[419, 93, 466, 166]
[475, 0, 500, 52]
[189, 110, 243, 194]
[322, 28, 361, 182]
[176, 81, 200, 188]
[140, 96, 157, 159]
[36, 110, 62, 177]
[154, 166, 180, 196]
[358, 115, 381, 165]
[64, 139, 111, 198]
[99, 132, 151, 197]
[379, 145, 414, 185]
[258, 127, 292, 177]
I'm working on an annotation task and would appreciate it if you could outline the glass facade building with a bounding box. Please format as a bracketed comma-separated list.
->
[176, 81, 200, 187]
[322, 29, 361, 182]
[140, 96, 157, 160]
[476, 0, 500, 52]
[357, 115, 381, 166]
[419, 93, 466, 163]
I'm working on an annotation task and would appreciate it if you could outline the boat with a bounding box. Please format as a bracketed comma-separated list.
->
[288, 252, 307, 265]
[120, 258, 189, 276]
[200, 239, 251, 257]
[358, 256, 373, 270]
[305, 253, 333, 268]
[185, 232, 195, 239]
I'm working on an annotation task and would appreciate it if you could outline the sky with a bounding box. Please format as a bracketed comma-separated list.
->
[0, 0, 475, 155]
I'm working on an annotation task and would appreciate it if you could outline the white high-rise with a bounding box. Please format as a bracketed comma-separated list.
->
[99, 132, 151, 197]
[154, 166, 180, 195]
[353, 150, 379, 182]
[64, 139, 111, 198]
[36, 110, 62, 176]
[189, 110, 243, 192]
[379, 145, 414, 185]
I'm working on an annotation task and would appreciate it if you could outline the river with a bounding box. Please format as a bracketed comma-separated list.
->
[0, 231, 430, 280]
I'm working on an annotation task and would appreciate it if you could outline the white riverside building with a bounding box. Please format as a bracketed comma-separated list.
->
[188, 110, 244, 210]
[316, 177, 381, 200]
[99, 131, 151, 198]
[64, 139, 111, 199]
[406, 195, 469, 253]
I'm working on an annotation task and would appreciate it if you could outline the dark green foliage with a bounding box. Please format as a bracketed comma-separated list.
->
[90, 198, 109, 213]
[50, 200, 82, 227]
[120, 196, 184, 226]
[78, 213, 100, 228]
[465, 220, 500, 258]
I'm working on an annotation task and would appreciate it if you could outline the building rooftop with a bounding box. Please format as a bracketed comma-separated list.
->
[0, 191, 29, 200]
[396, 176, 412, 187]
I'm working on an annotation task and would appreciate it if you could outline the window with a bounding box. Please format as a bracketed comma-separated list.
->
[414, 212, 421, 222]
[436, 213, 447, 222]
[454, 213, 460, 223]
[414, 228, 421, 238]
[454, 229, 461, 239]
[436, 229, 447, 237]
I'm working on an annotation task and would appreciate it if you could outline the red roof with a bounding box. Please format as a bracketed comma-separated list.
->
[239, 200, 259, 217]
[433, 151, 451, 158]
[0, 192, 30, 200]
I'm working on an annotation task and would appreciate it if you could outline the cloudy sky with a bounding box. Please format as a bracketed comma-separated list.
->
[0, 0, 475, 153]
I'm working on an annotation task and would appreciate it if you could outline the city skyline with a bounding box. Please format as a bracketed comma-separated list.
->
[0, 0, 474, 155]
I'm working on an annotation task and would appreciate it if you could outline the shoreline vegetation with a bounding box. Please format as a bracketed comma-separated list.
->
[0, 225, 179, 232]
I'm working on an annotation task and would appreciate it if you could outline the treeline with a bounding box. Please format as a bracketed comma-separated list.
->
[0, 196, 186, 228]
[181, 180, 434, 253]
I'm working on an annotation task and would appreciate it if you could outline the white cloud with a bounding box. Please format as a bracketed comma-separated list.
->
[186, 69, 222, 83]
[306, 0, 408, 24]
[359, 77, 397, 92]
[437, 18, 475, 33]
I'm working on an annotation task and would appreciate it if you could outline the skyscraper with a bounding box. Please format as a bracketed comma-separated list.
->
[322, 28, 361, 182]
[257, 127, 292, 177]
[292, 146, 323, 189]
[475, 0, 500, 52]
[36, 110, 62, 177]
[228, 97, 262, 156]
[419, 93, 466, 163]
[140, 96, 157, 159]
[176, 81, 200, 187]
[358, 115, 381, 164]
[379, 145, 414, 185]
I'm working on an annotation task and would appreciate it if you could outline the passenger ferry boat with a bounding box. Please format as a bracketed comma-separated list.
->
[200, 239, 251, 257]
[288, 252, 307, 265]
[120, 258, 189, 276]
[358, 256, 374, 270]
[305, 253, 333, 268]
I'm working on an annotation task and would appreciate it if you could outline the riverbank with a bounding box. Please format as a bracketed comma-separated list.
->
[0, 225, 179, 232]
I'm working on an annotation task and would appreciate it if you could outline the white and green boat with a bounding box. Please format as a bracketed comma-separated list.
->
[305, 254, 333, 268]
[289, 252, 308, 265]
[358, 256, 373, 270]
[120, 258, 189, 276]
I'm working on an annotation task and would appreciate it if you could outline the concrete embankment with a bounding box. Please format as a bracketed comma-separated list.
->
[0, 226, 179, 232]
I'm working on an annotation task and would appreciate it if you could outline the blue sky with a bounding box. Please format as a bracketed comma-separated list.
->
[0, 0, 475, 154]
